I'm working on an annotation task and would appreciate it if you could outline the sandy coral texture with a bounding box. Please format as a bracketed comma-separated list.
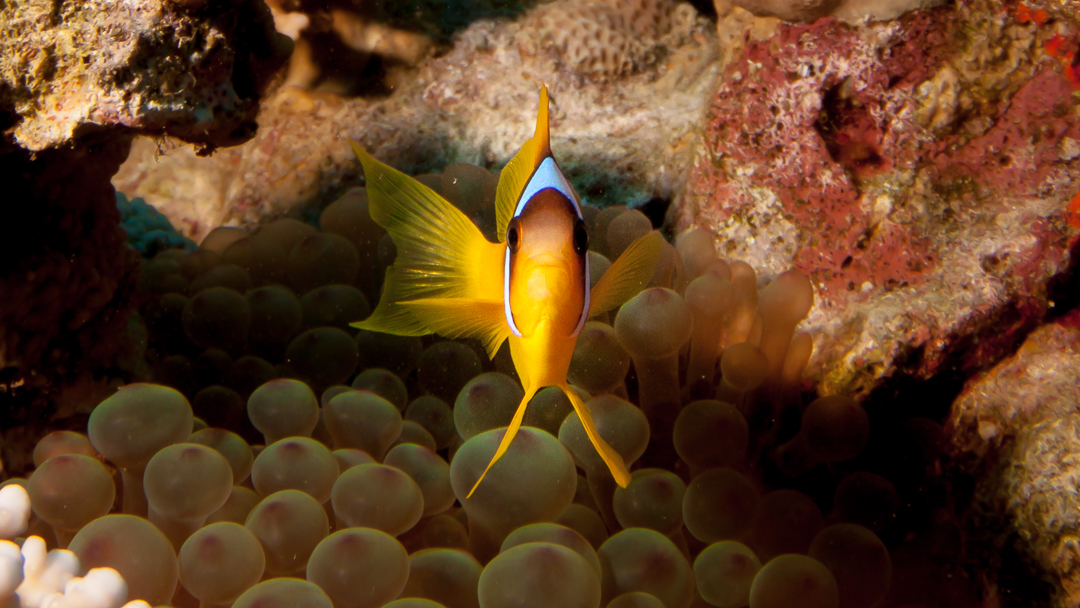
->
[714, 0, 946, 25]
[517, 0, 683, 76]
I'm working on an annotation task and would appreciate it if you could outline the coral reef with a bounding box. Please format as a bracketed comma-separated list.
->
[949, 310, 1080, 606]
[115, 0, 1080, 407]
[6, 0, 1078, 603]
[2, 179, 970, 607]
[112, 0, 720, 241]
[0, 0, 292, 153]
[675, 0, 1080, 398]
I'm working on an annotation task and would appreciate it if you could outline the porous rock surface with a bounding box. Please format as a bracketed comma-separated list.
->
[0, 0, 291, 153]
[948, 310, 1080, 607]
[113, 0, 721, 240]
[674, 0, 1080, 399]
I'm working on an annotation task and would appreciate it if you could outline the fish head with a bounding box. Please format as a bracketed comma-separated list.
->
[503, 161, 589, 339]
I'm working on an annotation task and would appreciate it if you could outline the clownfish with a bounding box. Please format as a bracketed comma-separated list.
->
[350, 87, 663, 497]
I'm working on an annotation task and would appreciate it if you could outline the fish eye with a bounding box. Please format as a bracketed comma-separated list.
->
[507, 221, 521, 253]
[573, 219, 588, 254]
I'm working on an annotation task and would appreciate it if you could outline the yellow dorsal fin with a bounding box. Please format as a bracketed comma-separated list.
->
[494, 87, 552, 243]
[349, 142, 505, 343]
[535, 86, 551, 159]
[589, 230, 665, 317]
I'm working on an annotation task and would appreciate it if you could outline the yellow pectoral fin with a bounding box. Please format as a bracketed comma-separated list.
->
[466, 385, 540, 499]
[351, 141, 503, 304]
[400, 298, 510, 360]
[588, 230, 665, 318]
[351, 267, 429, 336]
[560, 384, 631, 487]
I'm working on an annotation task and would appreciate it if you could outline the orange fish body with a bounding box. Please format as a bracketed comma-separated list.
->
[351, 87, 662, 497]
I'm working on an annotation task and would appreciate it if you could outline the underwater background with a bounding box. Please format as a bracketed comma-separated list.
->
[1, 0, 1079, 606]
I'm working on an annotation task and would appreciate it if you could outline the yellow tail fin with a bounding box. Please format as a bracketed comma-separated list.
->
[401, 298, 509, 360]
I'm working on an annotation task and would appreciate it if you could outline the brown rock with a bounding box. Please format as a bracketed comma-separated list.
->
[949, 311, 1080, 607]
[0, 0, 289, 426]
[0, 136, 140, 422]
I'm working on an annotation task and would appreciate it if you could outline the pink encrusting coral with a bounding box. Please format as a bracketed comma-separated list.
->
[676, 1, 1080, 397]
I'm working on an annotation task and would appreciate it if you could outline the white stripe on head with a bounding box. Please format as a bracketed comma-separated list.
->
[504, 247, 522, 337]
[572, 253, 590, 337]
[514, 157, 582, 218]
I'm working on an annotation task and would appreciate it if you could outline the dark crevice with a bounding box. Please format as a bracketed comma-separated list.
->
[1042, 237, 1080, 324]
[305, 33, 397, 98]
[684, 0, 717, 20]
[368, 0, 541, 45]
[840, 239, 1080, 607]
[813, 81, 888, 178]
[638, 196, 670, 230]
[749, 245, 1080, 606]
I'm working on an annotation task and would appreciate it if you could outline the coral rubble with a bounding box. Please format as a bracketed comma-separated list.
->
[714, 0, 945, 26]
[268, 0, 543, 94]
